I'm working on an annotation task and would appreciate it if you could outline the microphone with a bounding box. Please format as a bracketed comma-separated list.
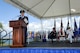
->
[10, 15, 21, 20]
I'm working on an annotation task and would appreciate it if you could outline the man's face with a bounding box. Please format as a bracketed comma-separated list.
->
[21, 12, 24, 16]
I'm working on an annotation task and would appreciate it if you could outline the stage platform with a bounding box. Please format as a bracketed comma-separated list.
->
[0, 41, 80, 53]
[27, 41, 80, 47]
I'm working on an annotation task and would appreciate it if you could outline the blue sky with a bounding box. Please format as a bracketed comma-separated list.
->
[0, 0, 40, 24]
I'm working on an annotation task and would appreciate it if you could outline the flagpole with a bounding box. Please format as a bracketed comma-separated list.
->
[67, 17, 69, 30]
[60, 18, 63, 36]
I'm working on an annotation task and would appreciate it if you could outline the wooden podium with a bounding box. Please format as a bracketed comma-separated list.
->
[9, 20, 27, 48]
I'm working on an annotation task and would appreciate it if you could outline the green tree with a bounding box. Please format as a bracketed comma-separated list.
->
[0, 22, 3, 44]
[0, 22, 3, 28]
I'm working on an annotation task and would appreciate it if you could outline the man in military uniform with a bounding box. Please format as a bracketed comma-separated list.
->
[66, 27, 74, 43]
[19, 10, 29, 46]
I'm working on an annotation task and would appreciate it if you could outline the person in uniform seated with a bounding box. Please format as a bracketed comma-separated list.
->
[49, 28, 57, 43]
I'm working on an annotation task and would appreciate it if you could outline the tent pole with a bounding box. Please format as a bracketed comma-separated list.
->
[68, 0, 72, 28]
[40, 18, 43, 40]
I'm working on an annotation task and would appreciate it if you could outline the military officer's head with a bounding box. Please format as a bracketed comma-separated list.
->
[20, 10, 25, 16]
[53, 27, 55, 30]
[53, 27, 56, 31]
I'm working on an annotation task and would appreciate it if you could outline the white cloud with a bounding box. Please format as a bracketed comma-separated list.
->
[28, 22, 41, 31]
[0, 21, 12, 38]
[0, 16, 80, 39]
[1, 16, 80, 33]
[2, 22, 12, 32]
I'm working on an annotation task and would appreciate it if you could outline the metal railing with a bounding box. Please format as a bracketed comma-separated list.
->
[2, 31, 12, 46]
[0, 28, 12, 47]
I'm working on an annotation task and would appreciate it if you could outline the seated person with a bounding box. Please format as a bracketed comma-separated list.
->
[48, 27, 57, 43]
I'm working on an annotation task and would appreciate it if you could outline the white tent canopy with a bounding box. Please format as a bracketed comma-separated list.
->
[5, 0, 80, 19]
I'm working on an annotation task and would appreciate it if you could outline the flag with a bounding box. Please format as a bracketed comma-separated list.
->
[74, 18, 78, 36]
[60, 19, 63, 35]
[61, 19, 63, 28]
[79, 20, 80, 35]
[74, 18, 77, 31]
[31, 31, 34, 38]
[66, 19, 69, 30]
[54, 19, 56, 29]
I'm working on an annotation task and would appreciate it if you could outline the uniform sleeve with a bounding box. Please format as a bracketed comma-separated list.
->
[25, 16, 29, 25]
[19, 17, 21, 20]
[26, 17, 29, 24]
